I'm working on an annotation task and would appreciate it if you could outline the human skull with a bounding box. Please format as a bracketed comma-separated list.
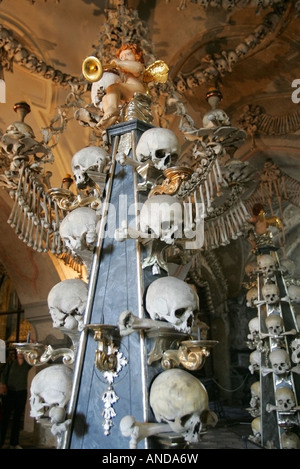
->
[149, 368, 218, 443]
[287, 285, 300, 304]
[203, 65, 218, 81]
[248, 317, 259, 337]
[249, 350, 261, 373]
[227, 50, 238, 68]
[71, 145, 110, 189]
[47, 278, 88, 331]
[30, 364, 73, 419]
[139, 195, 183, 245]
[145, 276, 199, 333]
[275, 386, 296, 411]
[245, 34, 257, 48]
[246, 287, 258, 308]
[244, 261, 257, 278]
[281, 431, 300, 449]
[251, 417, 261, 439]
[235, 42, 248, 57]
[215, 58, 229, 76]
[257, 254, 276, 278]
[0, 118, 35, 156]
[262, 283, 280, 305]
[202, 109, 230, 129]
[136, 128, 180, 171]
[291, 338, 300, 364]
[269, 348, 291, 375]
[265, 314, 283, 336]
[250, 381, 260, 408]
[59, 207, 99, 253]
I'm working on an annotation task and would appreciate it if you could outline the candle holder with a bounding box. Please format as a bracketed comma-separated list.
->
[177, 339, 219, 371]
[85, 324, 122, 373]
[160, 339, 218, 371]
[149, 166, 193, 197]
[13, 342, 75, 366]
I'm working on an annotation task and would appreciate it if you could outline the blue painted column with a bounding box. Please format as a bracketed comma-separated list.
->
[68, 120, 156, 449]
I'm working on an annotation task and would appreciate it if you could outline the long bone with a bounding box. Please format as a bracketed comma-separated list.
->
[118, 310, 174, 336]
[120, 415, 172, 449]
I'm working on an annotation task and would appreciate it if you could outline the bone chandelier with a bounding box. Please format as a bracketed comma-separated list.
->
[0, 0, 299, 277]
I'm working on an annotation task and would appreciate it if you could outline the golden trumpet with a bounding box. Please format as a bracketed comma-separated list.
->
[82, 55, 169, 84]
[82, 56, 116, 82]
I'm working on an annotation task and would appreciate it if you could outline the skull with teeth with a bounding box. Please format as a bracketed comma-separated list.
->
[136, 128, 180, 171]
[265, 314, 283, 336]
[149, 368, 218, 444]
[269, 348, 291, 375]
[145, 276, 199, 333]
[257, 254, 276, 278]
[275, 386, 296, 411]
[262, 283, 280, 305]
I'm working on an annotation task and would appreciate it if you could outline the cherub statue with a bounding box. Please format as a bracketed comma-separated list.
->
[247, 203, 282, 254]
[94, 43, 168, 128]
[99, 43, 146, 127]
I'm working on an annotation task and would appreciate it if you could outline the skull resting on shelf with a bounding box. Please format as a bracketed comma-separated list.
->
[59, 206, 99, 253]
[30, 364, 73, 420]
[265, 314, 283, 336]
[136, 127, 180, 171]
[71, 145, 110, 189]
[145, 276, 199, 333]
[150, 368, 218, 443]
[275, 386, 296, 411]
[262, 283, 280, 305]
[269, 348, 291, 375]
[257, 254, 277, 278]
[139, 194, 183, 245]
[47, 278, 88, 331]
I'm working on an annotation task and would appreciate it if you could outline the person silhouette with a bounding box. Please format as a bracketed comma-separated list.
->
[0, 350, 31, 449]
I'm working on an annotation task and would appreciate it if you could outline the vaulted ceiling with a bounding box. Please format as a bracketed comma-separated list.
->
[0, 0, 299, 315]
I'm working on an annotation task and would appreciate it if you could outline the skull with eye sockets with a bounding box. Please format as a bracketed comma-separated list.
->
[145, 276, 199, 334]
[136, 128, 180, 171]
[150, 368, 217, 444]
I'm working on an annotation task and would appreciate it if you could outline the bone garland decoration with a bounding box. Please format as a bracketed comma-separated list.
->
[101, 386, 119, 436]
[5, 167, 65, 254]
